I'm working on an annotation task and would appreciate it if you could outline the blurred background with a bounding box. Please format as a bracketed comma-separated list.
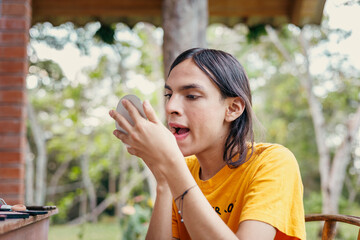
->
[1, 0, 360, 239]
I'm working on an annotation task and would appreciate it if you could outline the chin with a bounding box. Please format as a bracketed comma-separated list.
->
[182, 152, 194, 157]
[178, 145, 194, 157]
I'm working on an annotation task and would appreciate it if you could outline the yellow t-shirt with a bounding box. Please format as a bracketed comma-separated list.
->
[172, 143, 306, 240]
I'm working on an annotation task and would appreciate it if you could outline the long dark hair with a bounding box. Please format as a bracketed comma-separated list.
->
[168, 48, 255, 168]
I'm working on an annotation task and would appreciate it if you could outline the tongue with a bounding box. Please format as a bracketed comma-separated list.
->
[177, 128, 189, 135]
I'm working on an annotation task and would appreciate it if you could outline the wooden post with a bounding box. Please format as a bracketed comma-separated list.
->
[0, 0, 31, 205]
[322, 220, 337, 240]
[162, 0, 208, 78]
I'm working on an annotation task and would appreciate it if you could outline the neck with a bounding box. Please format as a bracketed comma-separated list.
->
[196, 125, 231, 180]
[196, 148, 227, 181]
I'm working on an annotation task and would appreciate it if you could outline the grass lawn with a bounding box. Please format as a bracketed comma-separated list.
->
[49, 217, 359, 240]
[49, 218, 121, 240]
[306, 221, 360, 240]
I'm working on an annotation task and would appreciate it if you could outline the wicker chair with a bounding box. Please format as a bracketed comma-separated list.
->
[305, 214, 360, 240]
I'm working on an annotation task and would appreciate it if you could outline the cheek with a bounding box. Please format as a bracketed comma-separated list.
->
[186, 100, 227, 130]
[191, 109, 225, 131]
[189, 107, 209, 122]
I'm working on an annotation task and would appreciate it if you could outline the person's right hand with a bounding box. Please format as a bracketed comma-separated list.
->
[109, 99, 183, 177]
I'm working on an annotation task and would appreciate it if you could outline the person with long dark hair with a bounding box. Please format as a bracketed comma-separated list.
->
[109, 48, 305, 239]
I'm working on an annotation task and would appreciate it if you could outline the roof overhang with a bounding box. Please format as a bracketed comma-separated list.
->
[31, 0, 326, 27]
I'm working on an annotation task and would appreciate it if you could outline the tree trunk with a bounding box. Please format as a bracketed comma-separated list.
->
[327, 104, 360, 213]
[25, 141, 34, 205]
[48, 159, 72, 202]
[299, 33, 360, 214]
[80, 154, 97, 222]
[115, 146, 127, 218]
[266, 25, 360, 215]
[27, 101, 48, 205]
[80, 193, 87, 220]
[298, 31, 333, 213]
[47, 182, 83, 195]
[162, 0, 208, 77]
[69, 167, 149, 225]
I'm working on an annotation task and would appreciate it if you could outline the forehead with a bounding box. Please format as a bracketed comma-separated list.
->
[166, 59, 217, 90]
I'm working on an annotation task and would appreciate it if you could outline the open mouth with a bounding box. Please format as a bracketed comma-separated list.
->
[174, 127, 190, 135]
[169, 123, 190, 139]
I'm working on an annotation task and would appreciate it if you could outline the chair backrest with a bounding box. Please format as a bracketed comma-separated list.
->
[305, 214, 360, 240]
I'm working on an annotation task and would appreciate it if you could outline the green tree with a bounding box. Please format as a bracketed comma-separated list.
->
[27, 22, 163, 231]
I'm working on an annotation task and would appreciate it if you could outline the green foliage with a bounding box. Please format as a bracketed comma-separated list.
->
[28, 5, 360, 234]
[30, 22, 97, 55]
[52, 192, 79, 223]
[88, 55, 108, 80]
[246, 24, 267, 43]
[120, 204, 151, 239]
[304, 192, 360, 240]
[28, 21, 163, 225]
[32, 60, 65, 81]
[94, 23, 116, 45]
[344, 0, 360, 5]
[304, 191, 322, 214]
[30, 22, 71, 50]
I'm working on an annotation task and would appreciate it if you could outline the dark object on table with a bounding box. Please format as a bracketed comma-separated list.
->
[26, 206, 57, 211]
[16, 210, 48, 216]
[0, 212, 29, 219]
[0, 215, 6, 221]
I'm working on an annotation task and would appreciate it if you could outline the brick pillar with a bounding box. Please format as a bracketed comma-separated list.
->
[0, 0, 31, 205]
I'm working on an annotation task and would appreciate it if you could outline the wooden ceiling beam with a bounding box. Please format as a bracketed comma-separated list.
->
[31, 0, 326, 27]
[32, 0, 162, 16]
[290, 0, 304, 26]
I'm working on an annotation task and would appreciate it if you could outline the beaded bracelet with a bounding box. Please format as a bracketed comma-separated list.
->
[174, 184, 197, 223]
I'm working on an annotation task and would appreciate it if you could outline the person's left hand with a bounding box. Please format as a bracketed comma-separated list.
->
[109, 99, 182, 173]
[12, 204, 26, 211]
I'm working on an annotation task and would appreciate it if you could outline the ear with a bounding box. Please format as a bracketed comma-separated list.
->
[225, 97, 245, 122]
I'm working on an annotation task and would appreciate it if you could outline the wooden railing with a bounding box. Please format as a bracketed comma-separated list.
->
[0, 209, 58, 240]
[305, 214, 360, 240]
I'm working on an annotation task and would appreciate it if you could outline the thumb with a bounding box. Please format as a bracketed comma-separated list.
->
[143, 100, 159, 123]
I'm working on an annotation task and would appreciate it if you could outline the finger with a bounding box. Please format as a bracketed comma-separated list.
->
[109, 110, 132, 134]
[113, 129, 128, 141]
[143, 100, 160, 123]
[113, 130, 135, 149]
[126, 147, 137, 156]
[122, 99, 142, 124]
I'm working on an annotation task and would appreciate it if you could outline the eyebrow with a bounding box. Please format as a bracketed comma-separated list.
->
[164, 83, 205, 91]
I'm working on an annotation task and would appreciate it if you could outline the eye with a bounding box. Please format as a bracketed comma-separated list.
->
[164, 93, 172, 100]
[186, 95, 199, 100]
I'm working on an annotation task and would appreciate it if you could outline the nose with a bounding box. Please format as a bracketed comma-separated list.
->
[165, 95, 182, 116]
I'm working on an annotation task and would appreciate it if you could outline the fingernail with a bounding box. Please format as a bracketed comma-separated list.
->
[144, 100, 150, 107]
[122, 99, 127, 106]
